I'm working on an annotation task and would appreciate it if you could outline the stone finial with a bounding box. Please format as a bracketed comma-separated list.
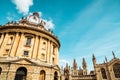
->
[105, 56, 108, 62]
[92, 54, 96, 60]
[82, 58, 87, 69]
[112, 51, 116, 59]
[73, 59, 77, 70]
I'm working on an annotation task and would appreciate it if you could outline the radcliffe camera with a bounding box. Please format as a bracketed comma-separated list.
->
[0, 0, 120, 80]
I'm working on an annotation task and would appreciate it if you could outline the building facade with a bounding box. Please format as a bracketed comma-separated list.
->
[61, 52, 120, 80]
[0, 12, 60, 80]
[61, 58, 96, 80]
[93, 52, 120, 80]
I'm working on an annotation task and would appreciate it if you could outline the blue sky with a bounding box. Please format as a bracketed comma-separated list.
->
[0, 0, 120, 72]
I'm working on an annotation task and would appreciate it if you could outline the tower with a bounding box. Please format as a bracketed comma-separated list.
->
[72, 59, 78, 75]
[82, 58, 87, 75]
[64, 63, 70, 80]
[92, 54, 96, 67]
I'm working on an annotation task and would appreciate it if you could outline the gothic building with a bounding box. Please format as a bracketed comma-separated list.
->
[93, 52, 120, 80]
[0, 12, 60, 80]
[61, 52, 120, 80]
[61, 58, 96, 80]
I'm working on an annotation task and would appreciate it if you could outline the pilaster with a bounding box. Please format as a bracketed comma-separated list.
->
[10, 33, 20, 57]
[32, 36, 39, 59]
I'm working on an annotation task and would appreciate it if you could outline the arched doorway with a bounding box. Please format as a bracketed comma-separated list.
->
[14, 67, 27, 80]
[113, 63, 120, 78]
[54, 71, 58, 80]
[40, 70, 45, 80]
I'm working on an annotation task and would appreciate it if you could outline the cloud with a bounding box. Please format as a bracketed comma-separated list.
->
[59, 0, 120, 72]
[59, 59, 70, 67]
[6, 12, 17, 21]
[6, 16, 13, 21]
[36, 12, 54, 30]
[12, 0, 33, 15]
[43, 19, 54, 30]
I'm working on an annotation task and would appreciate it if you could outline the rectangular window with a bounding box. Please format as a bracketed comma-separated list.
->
[26, 37, 31, 46]
[52, 57, 55, 64]
[53, 46, 56, 55]
[24, 51, 29, 55]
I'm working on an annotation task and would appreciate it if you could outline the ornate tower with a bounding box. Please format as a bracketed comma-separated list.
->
[72, 59, 78, 75]
[82, 58, 87, 75]
[64, 63, 70, 80]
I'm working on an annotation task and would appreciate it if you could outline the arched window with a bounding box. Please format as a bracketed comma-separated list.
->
[54, 71, 58, 80]
[40, 70, 45, 80]
[113, 63, 120, 78]
[26, 37, 31, 46]
[14, 67, 27, 80]
[0, 67, 2, 75]
[101, 68, 107, 79]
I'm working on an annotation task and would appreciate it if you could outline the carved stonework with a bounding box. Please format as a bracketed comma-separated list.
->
[0, 12, 60, 80]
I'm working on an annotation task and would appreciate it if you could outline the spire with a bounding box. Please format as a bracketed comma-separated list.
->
[105, 56, 108, 62]
[82, 58, 87, 69]
[66, 63, 69, 69]
[92, 54, 96, 60]
[92, 54, 96, 65]
[73, 59, 77, 70]
[112, 51, 116, 59]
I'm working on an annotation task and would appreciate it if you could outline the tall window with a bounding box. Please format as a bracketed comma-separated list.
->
[0, 67, 2, 75]
[40, 70, 45, 80]
[52, 57, 55, 64]
[54, 71, 58, 80]
[53, 45, 56, 55]
[26, 37, 31, 46]
[113, 63, 120, 78]
[101, 68, 107, 79]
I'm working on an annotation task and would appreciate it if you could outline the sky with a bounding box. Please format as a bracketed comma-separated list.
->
[0, 0, 120, 72]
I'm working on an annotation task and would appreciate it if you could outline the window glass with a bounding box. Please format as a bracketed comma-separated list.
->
[101, 68, 107, 79]
[24, 51, 29, 55]
[113, 63, 120, 78]
[26, 37, 31, 46]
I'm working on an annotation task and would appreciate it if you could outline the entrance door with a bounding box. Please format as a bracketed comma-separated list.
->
[14, 67, 27, 80]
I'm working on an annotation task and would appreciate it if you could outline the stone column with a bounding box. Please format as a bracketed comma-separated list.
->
[55, 47, 59, 65]
[7, 71, 16, 80]
[49, 41, 53, 63]
[10, 33, 20, 57]
[37, 37, 42, 59]
[16, 33, 24, 57]
[46, 40, 50, 63]
[32, 36, 39, 59]
[0, 33, 4, 48]
[0, 33, 9, 56]
[109, 67, 115, 80]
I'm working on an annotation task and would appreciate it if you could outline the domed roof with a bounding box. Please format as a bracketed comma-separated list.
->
[33, 12, 39, 18]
